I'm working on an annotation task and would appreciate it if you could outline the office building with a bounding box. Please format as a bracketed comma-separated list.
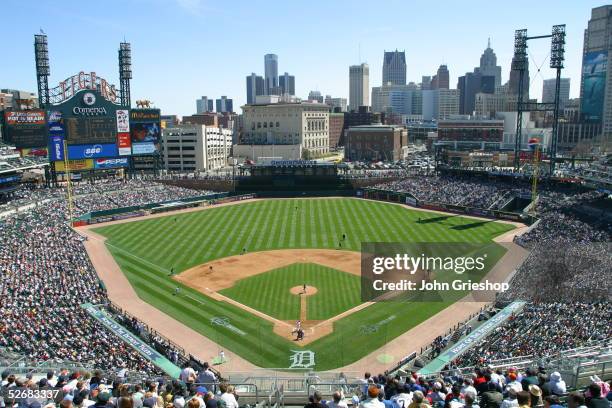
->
[0, 89, 38, 110]
[542, 78, 570, 109]
[349, 63, 370, 111]
[458, 72, 495, 115]
[162, 124, 232, 172]
[372, 84, 413, 115]
[182, 113, 219, 127]
[382, 50, 406, 85]
[215, 96, 233, 113]
[196, 96, 213, 114]
[246, 73, 265, 104]
[0, 91, 13, 111]
[476, 39, 502, 87]
[421, 76, 432, 90]
[431, 65, 450, 89]
[308, 91, 324, 103]
[437, 89, 460, 120]
[279, 72, 295, 96]
[508, 54, 530, 98]
[557, 122, 602, 151]
[239, 102, 329, 158]
[325, 96, 347, 112]
[345, 125, 407, 161]
[328, 112, 345, 148]
[475, 92, 520, 118]
[160, 115, 180, 128]
[264, 54, 279, 95]
[580, 5, 612, 139]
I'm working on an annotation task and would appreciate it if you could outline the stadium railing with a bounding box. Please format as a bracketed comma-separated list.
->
[388, 305, 489, 374]
[105, 301, 188, 364]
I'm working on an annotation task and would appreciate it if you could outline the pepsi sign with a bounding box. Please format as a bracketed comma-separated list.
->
[94, 158, 129, 169]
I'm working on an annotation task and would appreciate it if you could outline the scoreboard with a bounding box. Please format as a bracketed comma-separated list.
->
[3, 110, 47, 148]
[65, 117, 117, 144]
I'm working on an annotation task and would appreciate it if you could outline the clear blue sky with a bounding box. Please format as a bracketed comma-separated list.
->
[0, 0, 605, 116]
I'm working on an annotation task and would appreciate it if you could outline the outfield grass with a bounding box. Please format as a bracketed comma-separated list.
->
[94, 198, 514, 370]
[220, 263, 361, 321]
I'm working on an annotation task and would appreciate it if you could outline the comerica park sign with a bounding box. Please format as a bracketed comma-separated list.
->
[49, 71, 119, 105]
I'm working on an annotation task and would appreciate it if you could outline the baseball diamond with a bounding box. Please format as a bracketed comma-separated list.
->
[91, 197, 515, 370]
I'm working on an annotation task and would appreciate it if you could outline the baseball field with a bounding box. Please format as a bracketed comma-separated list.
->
[93, 198, 515, 370]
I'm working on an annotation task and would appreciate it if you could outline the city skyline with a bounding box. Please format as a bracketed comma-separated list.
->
[0, 0, 603, 116]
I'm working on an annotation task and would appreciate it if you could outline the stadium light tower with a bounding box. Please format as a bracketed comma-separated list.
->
[119, 42, 132, 108]
[34, 33, 50, 108]
[511, 25, 566, 173]
[549, 24, 566, 173]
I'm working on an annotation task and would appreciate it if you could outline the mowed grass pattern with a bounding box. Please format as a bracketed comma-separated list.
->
[220, 263, 361, 320]
[95, 198, 514, 370]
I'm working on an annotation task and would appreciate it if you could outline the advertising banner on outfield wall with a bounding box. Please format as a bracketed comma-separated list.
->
[117, 132, 131, 156]
[131, 142, 156, 155]
[55, 159, 94, 172]
[116, 109, 130, 133]
[67, 143, 118, 160]
[94, 157, 129, 169]
[49, 135, 65, 161]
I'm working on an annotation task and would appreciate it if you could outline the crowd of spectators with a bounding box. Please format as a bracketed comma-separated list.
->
[0, 179, 207, 375]
[2, 364, 611, 408]
[372, 176, 527, 210]
[371, 175, 611, 367]
[452, 303, 611, 368]
[343, 367, 612, 408]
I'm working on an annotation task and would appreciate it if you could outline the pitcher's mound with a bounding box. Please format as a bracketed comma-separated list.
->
[290, 286, 318, 296]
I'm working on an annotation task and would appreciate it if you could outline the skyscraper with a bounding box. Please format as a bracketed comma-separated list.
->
[196, 96, 213, 113]
[279, 72, 295, 96]
[349, 63, 370, 111]
[542, 78, 570, 109]
[421, 76, 432, 90]
[215, 96, 233, 113]
[433, 65, 450, 89]
[477, 38, 502, 87]
[246, 73, 265, 104]
[308, 91, 324, 103]
[382, 50, 406, 85]
[458, 72, 495, 115]
[580, 5, 612, 134]
[264, 54, 279, 95]
[508, 54, 530, 99]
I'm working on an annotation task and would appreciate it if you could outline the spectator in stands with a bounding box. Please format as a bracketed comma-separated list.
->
[217, 384, 237, 408]
[516, 392, 530, 408]
[180, 365, 196, 384]
[543, 396, 563, 408]
[463, 392, 479, 408]
[305, 391, 326, 408]
[443, 385, 463, 408]
[407, 391, 431, 408]
[521, 370, 539, 393]
[195, 363, 217, 390]
[479, 382, 502, 408]
[327, 391, 348, 408]
[586, 383, 609, 408]
[501, 389, 519, 408]
[543, 373, 566, 396]
[361, 387, 385, 408]
[390, 384, 412, 408]
[528, 386, 543, 408]
[567, 392, 587, 408]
